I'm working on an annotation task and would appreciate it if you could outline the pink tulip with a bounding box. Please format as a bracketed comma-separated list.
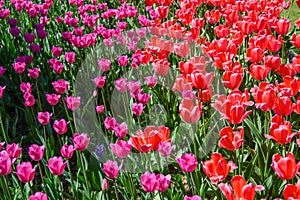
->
[0, 66, 6, 76]
[0, 86, 5, 99]
[29, 144, 45, 161]
[0, 142, 4, 150]
[53, 119, 68, 135]
[114, 78, 127, 92]
[102, 178, 110, 191]
[6, 143, 22, 161]
[0, 151, 12, 175]
[132, 103, 144, 116]
[20, 82, 32, 93]
[110, 140, 132, 158]
[137, 93, 150, 105]
[179, 99, 202, 124]
[103, 160, 120, 179]
[37, 112, 52, 125]
[51, 46, 62, 57]
[144, 76, 157, 87]
[64, 96, 81, 110]
[64, 52, 76, 64]
[60, 144, 75, 159]
[28, 192, 48, 200]
[117, 55, 129, 67]
[98, 58, 111, 72]
[52, 80, 69, 94]
[128, 80, 141, 95]
[156, 174, 171, 192]
[28, 68, 40, 79]
[92, 76, 106, 88]
[113, 122, 128, 138]
[15, 162, 36, 183]
[158, 141, 173, 157]
[24, 93, 35, 107]
[46, 94, 61, 106]
[176, 153, 198, 172]
[141, 172, 157, 192]
[96, 105, 104, 113]
[72, 133, 90, 151]
[184, 195, 202, 200]
[46, 156, 67, 175]
[104, 117, 117, 130]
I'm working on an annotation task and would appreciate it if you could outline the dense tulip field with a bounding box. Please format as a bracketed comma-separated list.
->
[1, 0, 300, 199]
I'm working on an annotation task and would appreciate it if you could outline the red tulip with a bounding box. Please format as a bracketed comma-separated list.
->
[273, 18, 290, 35]
[156, 6, 169, 19]
[294, 96, 300, 114]
[15, 162, 36, 183]
[202, 152, 236, 184]
[46, 156, 67, 176]
[218, 175, 264, 200]
[265, 115, 298, 144]
[249, 64, 271, 80]
[251, 82, 276, 111]
[273, 96, 293, 116]
[29, 144, 45, 161]
[283, 180, 300, 200]
[246, 47, 264, 63]
[176, 153, 198, 173]
[214, 25, 229, 38]
[190, 70, 214, 90]
[205, 10, 220, 24]
[271, 153, 300, 180]
[222, 70, 243, 90]
[103, 160, 119, 179]
[237, 20, 255, 35]
[218, 127, 244, 151]
[129, 126, 170, 152]
[264, 55, 281, 71]
[291, 34, 300, 49]
[276, 76, 300, 97]
[266, 35, 283, 52]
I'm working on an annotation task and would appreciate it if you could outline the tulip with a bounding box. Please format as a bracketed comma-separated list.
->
[176, 153, 198, 173]
[117, 55, 129, 67]
[283, 180, 300, 199]
[6, 143, 22, 161]
[64, 52, 76, 64]
[64, 96, 81, 111]
[273, 96, 293, 116]
[28, 192, 48, 200]
[0, 151, 12, 175]
[102, 178, 110, 191]
[103, 160, 119, 179]
[152, 58, 170, 76]
[156, 174, 171, 192]
[51, 46, 62, 57]
[60, 144, 75, 159]
[114, 78, 127, 92]
[46, 94, 61, 106]
[271, 153, 300, 180]
[144, 76, 157, 87]
[202, 152, 236, 184]
[53, 119, 68, 135]
[37, 112, 52, 125]
[0, 86, 5, 99]
[98, 58, 111, 72]
[93, 76, 106, 88]
[184, 195, 202, 200]
[190, 70, 214, 90]
[140, 171, 157, 192]
[72, 133, 90, 151]
[29, 144, 45, 161]
[158, 141, 173, 157]
[132, 103, 144, 116]
[104, 117, 117, 130]
[24, 93, 35, 107]
[218, 175, 264, 200]
[52, 80, 69, 94]
[15, 162, 36, 183]
[12, 62, 26, 73]
[46, 156, 67, 175]
[218, 127, 244, 151]
[179, 98, 202, 124]
[110, 140, 132, 159]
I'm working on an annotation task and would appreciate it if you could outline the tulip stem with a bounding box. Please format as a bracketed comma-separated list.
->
[57, 176, 64, 200]
[3, 176, 12, 200]
[38, 161, 45, 187]
[114, 179, 120, 200]
[29, 181, 34, 195]
[79, 152, 90, 193]
[189, 172, 195, 195]
[67, 161, 76, 199]
[0, 111, 8, 144]
[43, 126, 47, 146]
